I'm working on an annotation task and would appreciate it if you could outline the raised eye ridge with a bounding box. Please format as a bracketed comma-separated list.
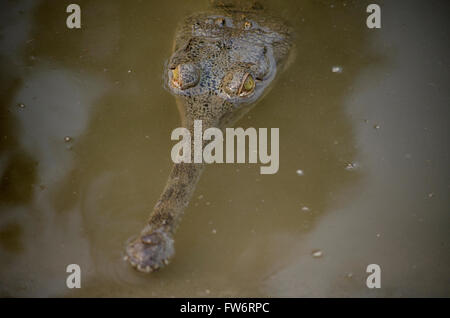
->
[171, 63, 200, 90]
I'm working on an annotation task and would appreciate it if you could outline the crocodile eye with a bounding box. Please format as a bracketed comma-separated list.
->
[172, 66, 180, 86]
[171, 64, 199, 90]
[238, 73, 255, 96]
[222, 71, 255, 97]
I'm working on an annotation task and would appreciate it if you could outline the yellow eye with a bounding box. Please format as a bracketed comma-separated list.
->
[172, 65, 180, 87]
[239, 73, 255, 96]
[171, 64, 200, 90]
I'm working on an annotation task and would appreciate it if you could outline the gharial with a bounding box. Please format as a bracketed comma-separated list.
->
[125, 0, 293, 272]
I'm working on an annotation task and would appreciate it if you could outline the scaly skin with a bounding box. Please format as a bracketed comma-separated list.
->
[125, 0, 292, 273]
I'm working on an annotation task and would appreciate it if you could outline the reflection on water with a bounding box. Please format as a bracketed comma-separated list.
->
[0, 0, 449, 297]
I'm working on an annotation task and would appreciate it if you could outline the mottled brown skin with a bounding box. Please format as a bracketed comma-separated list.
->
[125, 0, 292, 273]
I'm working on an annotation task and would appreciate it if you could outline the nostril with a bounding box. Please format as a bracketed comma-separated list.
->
[141, 232, 160, 245]
[171, 63, 200, 90]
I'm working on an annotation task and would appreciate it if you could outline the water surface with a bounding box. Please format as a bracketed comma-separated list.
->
[0, 0, 449, 297]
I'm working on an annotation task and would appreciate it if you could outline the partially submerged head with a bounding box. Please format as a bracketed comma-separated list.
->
[126, 6, 293, 273]
[165, 10, 292, 127]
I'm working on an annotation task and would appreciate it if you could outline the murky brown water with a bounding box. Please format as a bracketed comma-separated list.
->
[0, 0, 449, 297]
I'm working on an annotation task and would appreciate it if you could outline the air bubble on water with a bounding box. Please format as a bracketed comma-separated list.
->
[205, 289, 211, 295]
[332, 65, 343, 73]
[198, 194, 204, 200]
[296, 169, 304, 176]
[205, 201, 211, 206]
[211, 229, 217, 234]
[374, 124, 380, 129]
[17, 103, 26, 108]
[312, 250, 323, 258]
[301, 206, 310, 212]
[428, 192, 435, 198]
[345, 162, 360, 171]
[346, 272, 353, 278]
[64, 136, 72, 142]
[376, 233, 381, 238]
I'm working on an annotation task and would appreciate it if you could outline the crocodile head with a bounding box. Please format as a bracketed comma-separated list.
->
[165, 9, 292, 129]
[126, 6, 292, 273]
